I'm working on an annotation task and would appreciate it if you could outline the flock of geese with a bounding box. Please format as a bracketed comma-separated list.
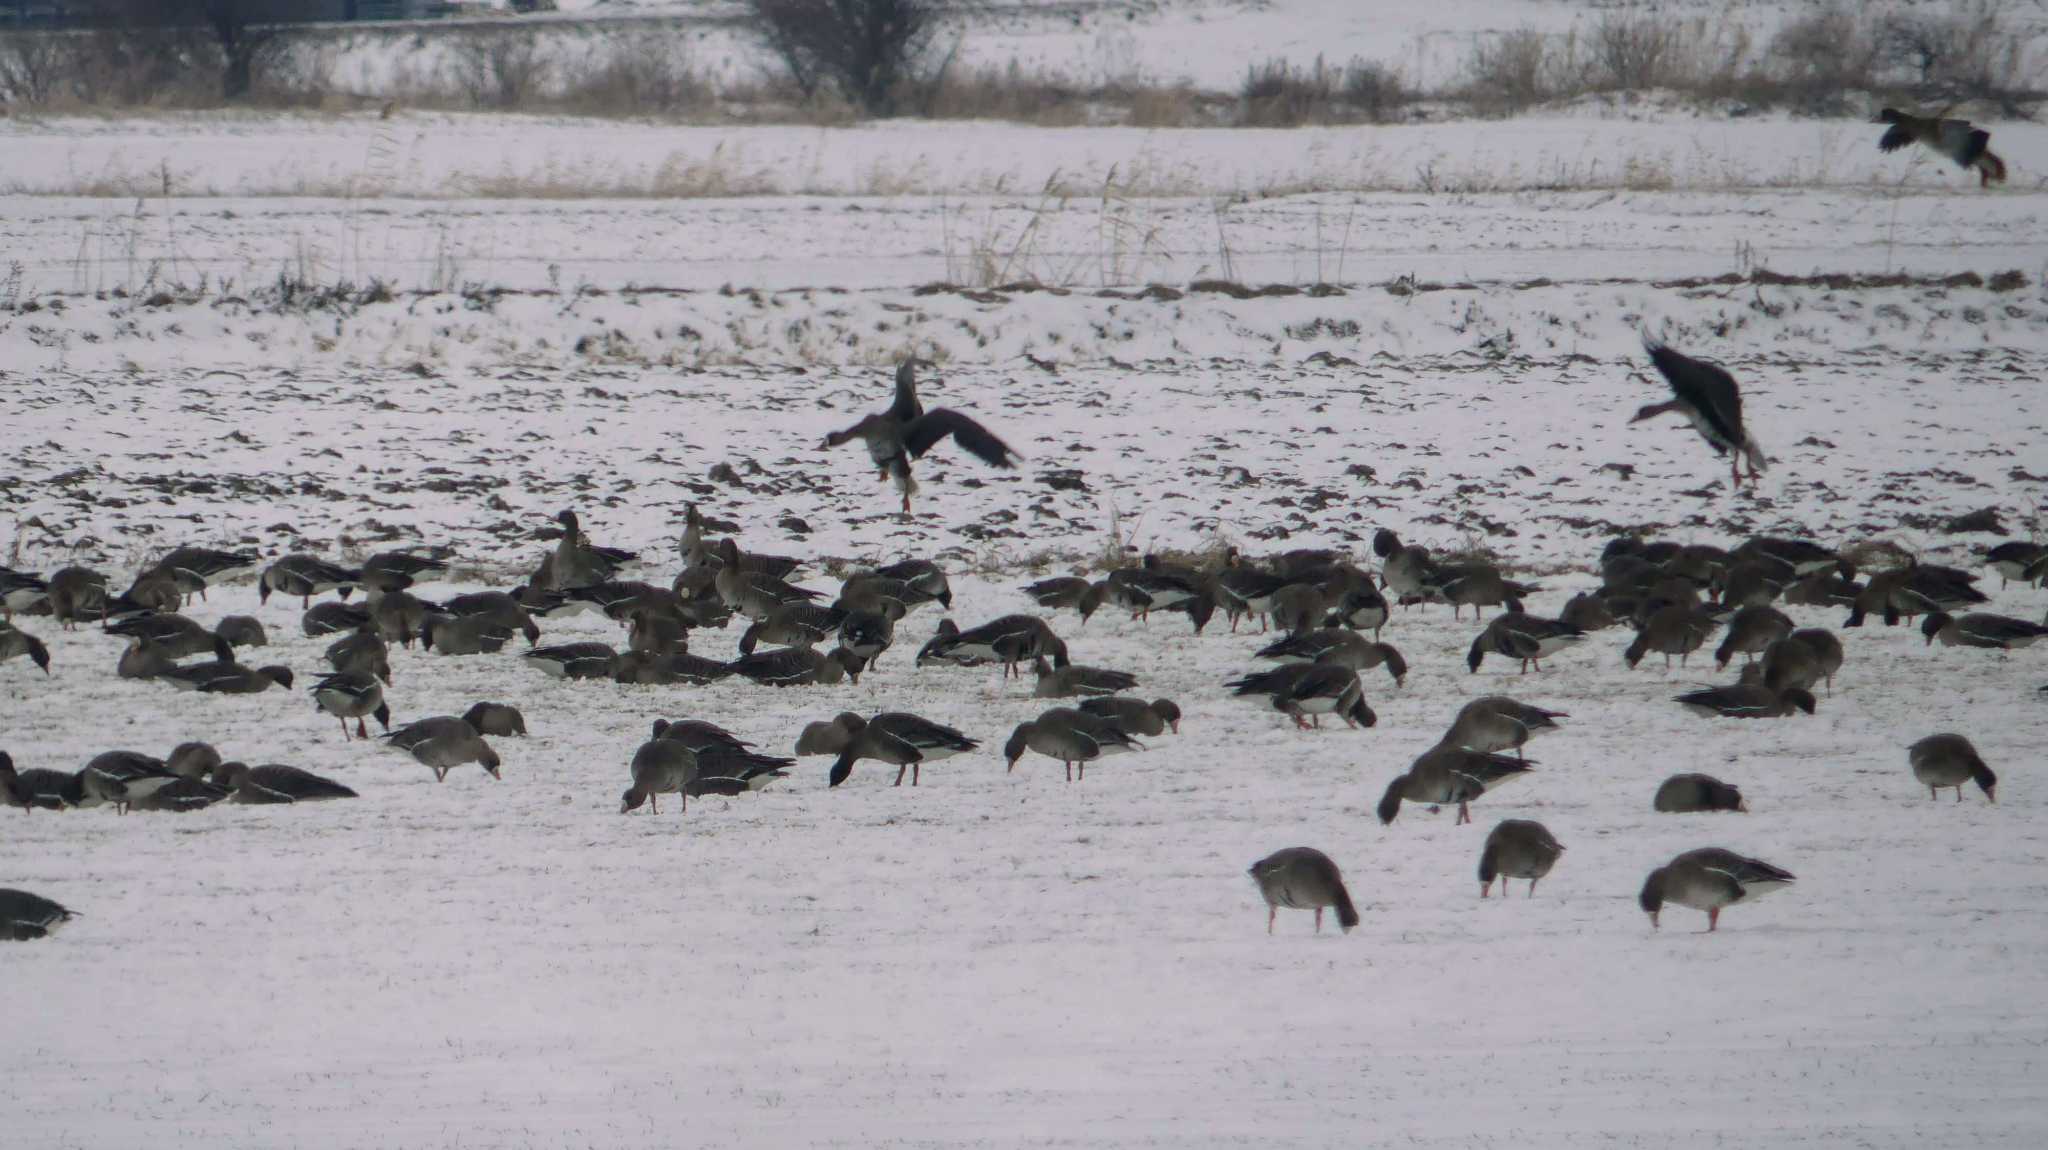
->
[2, 310, 2044, 943]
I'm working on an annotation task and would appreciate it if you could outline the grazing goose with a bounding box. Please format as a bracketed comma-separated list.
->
[1782, 571, 1862, 609]
[1225, 662, 1376, 729]
[1907, 734, 1997, 804]
[165, 742, 222, 781]
[713, 541, 822, 620]
[523, 642, 619, 680]
[1478, 819, 1564, 898]
[738, 600, 845, 654]
[1731, 536, 1841, 579]
[80, 750, 179, 813]
[369, 591, 434, 649]
[1876, 107, 2007, 186]
[2, 752, 70, 812]
[158, 637, 293, 694]
[115, 638, 175, 680]
[1714, 605, 1793, 669]
[1633, 340, 1767, 488]
[1717, 562, 1787, 610]
[0, 624, 50, 675]
[302, 600, 373, 637]
[325, 626, 392, 684]
[625, 607, 689, 658]
[1467, 599, 1586, 673]
[154, 544, 261, 588]
[1104, 556, 1213, 631]
[260, 555, 359, 608]
[107, 613, 245, 659]
[421, 612, 516, 656]
[1213, 559, 1289, 633]
[874, 559, 954, 609]
[836, 608, 895, 665]
[1328, 579, 1390, 638]
[619, 739, 701, 814]
[1624, 603, 1722, 669]
[1426, 562, 1540, 620]
[1033, 656, 1138, 699]
[1674, 684, 1816, 719]
[1377, 746, 1532, 826]
[725, 645, 861, 687]
[0, 888, 77, 940]
[797, 712, 981, 787]
[822, 359, 1022, 513]
[1846, 564, 1985, 627]
[47, 566, 109, 629]
[1984, 541, 2046, 588]
[1440, 696, 1565, 761]
[612, 649, 736, 685]
[1254, 628, 1407, 687]
[439, 590, 542, 645]
[0, 567, 49, 620]
[384, 716, 500, 782]
[359, 550, 449, 597]
[1077, 696, 1181, 738]
[622, 735, 786, 813]
[461, 702, 527, 738]
[1558, 592, 1619, 633]
[310, 671, 391, 740]
[560, 580, 676, 624]
[1921, 611, 2048, 650]
[1247, 847, 1359, 935]
[110, 567, 182, 617]
[1003, 707, 1141, 781]
[1760, 628, 1843, 694]
[542, 510, 637, 591]
[1022, 576, 1108, 622]
[213, 761, 358, 803]
[916, 614, 1067, 677]
[129, 775, 231, 813]
[839, 572, 932, 617]
[1266, 583, 1328, 637]
[1372, 529, 1438, 604]
[1639, 848, 1794, 931]
[679, 505, 804, 579]
[1654, 772, 1748, 813]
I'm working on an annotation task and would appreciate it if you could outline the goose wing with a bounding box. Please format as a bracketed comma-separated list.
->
[1646, 342, 1745, 451]
[903, 408, 1021, 468]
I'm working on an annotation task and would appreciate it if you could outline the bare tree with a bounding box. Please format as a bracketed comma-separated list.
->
[750, 0, 938, 115]
[88, 0, 318, 101]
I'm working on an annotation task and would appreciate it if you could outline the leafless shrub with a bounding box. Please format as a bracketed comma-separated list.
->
[1767, 6, 1878, 112]
[561, 29, 711, 117]
[451, 29, 553, 111]
[1240, 55, 1410, 126]
[0, 31, 75, 107]
[1467, 28, 1553, 111]
[925, 61, 1090, 125]
[750, 0, 939, 115]
[1879, 1, 2036, 109]
[1590, 13, 1681, 90]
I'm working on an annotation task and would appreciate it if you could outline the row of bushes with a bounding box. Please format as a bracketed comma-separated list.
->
[0, 3, 2038, 124]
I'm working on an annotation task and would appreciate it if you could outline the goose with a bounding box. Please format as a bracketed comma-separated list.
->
[1467, 599, 1586, 673]
[213, 761, 358, 803]
[1558, 592, 1618, 632]
[0, 888, 77, 940]
[839, 572, 934, 616]
[619, 739, 701, 814]
[738, 600, 845, 654]
[1266, 583, 1327, 636]
[165, 741, 222, 780]
[621, 736, 786, 812]
[383, 716, 500, 782]
[1907, 734, 1997, 803]
[1225, 662, 1376, 729]
[310, 671, 391, 740]
[1983, 541, 2046, 588]
[651, 723, 791, 785]
[1477, 819, 1564, 898]
[724, 645, 861, 687]
[798, 712, 981, 787]
[836, 608, 895, 665]
[916, 614, 1067, 678]
[713, 540, 822, 620]
[130, 775, 230, 813]
[153, 544, 262, 589]
[1846, 564, 1985, 627]
[1674, 684, 1817, 719]
[421, 612, 516, 656]
[0, 567, 49, 619]
[1760, 628, 1843, 694]
[438, 590, 541, 645]
[1654, 772, 1748, 813]
[1633, 340, 1767, 488]
[541, 510, 637, 590]
[215, 615, 267, 647]
[1254, 628, 1407, 687]
[1032, 656, 1138, 698]
[1105, 557, 1211, 627]
[363, 590, 430, 649]
[461, 702, 527, 738]
[80, 750, 180, 813]
[325, 627, 392, 684]
[1921, 611, 2048, 650]
[1247, 847, 1359, 935]
[1440, 696, 1565, 760]
[1, 754, 75, 811]
[1426, 562, 1540, 620]
[302, 600, 373, 636]
[1876, 107, 2007, 186]
[0, 624, 50, 675]
[1213, 560, 1291, 633]
[1639, 848, 1794, 931]
[1624, 604, 1722, 669]
[1328, 579, 1390, 637]
[259, 555, 359, 608]
[560, 580, 677, 624]
[679, 505, 804, 580]
[1377, 746, 1532, 825]
[623, 607, 690, 657]
[110, 567, 182, 617]
[158, 636, 293, 694]
[1003, 707, 1141, 781]
[1022, 576, 1107, 622]
[1731, 536, 1842, 580]
[1714, 605, 1794, 669]
[1372, 529, 1438, 604]
[873, 559, 953, 609]
[1782, 570, 1861, 609]
[359, 550, 449, 597]
[822, 359, 1022, 514]
[522, 642, 619, 680]
[47, 566, 108, 629]
[612, 649, 735, 685]
[1076, 696, 1182, 738]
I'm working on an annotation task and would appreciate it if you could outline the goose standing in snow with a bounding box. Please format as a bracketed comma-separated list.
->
[1632, 341, 1767, 488]
[1439, 696, 1565, 760]
[1003, 707, 1141, 781]
[1377, 746, 1532, 826]
[1477, 819, 1564, 898]
[384, 716, 501, 782]
[1639, 848, 1794, 931]
[1907, 734, 1997, 804]
[823, 360, 1022, 514]
[1247, 847, 1359, 935]
[798, 712, 980, 788]
[1467, 599, 1586, 673]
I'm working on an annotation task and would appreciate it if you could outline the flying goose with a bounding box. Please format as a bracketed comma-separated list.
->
[1907, 734, 1997, 803]
[1377, 746, 1532, 825]
[1876, 107, 2007, 186]
[541, 510, 637, 591]
[0, 888, 77, 940]
[1003, 707, 1141, 781]
[213, 761, 358, 803]
[1624, 604, 1722, 669]
[1983, 541, 2045, 588]
[822, 360, 1022, 514]
[1477, 819, 1564, 898]
[1921, 611, 2048, 650]
[1225, 662, 1376, 729]
[1639, 848, 1794, 931]
[0, 624, 50, 675]
[1467, 599, 1586, 673]
[1247, 847, 1359, 935]
[1674, 684, 1816, 719]
[1021, 576, 1108, 622]
[1654, 772, 1748, 813]
[259, 555, 359, 608]
[725, 645, 861, 687]
[1440, 696, 1565, 760]
[916, 614, 1068, 677]
[383, 716, 501, 782]
[798, 711, 981, 787]
[80, 750, 180, 813]
[1633, 341, 1767, 488]
[1254, 627, 1407, 687]
[522, 642, 620, 680]
[1032, 656, 1139, 699]
[462, 702, 527, 738]
[302, 600, 373, 637]
[359, 550, 449, 597]
[310, 670, 391, 740]
[1714, 605, 1793, 668]
[1076, 696, 1181, 738]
